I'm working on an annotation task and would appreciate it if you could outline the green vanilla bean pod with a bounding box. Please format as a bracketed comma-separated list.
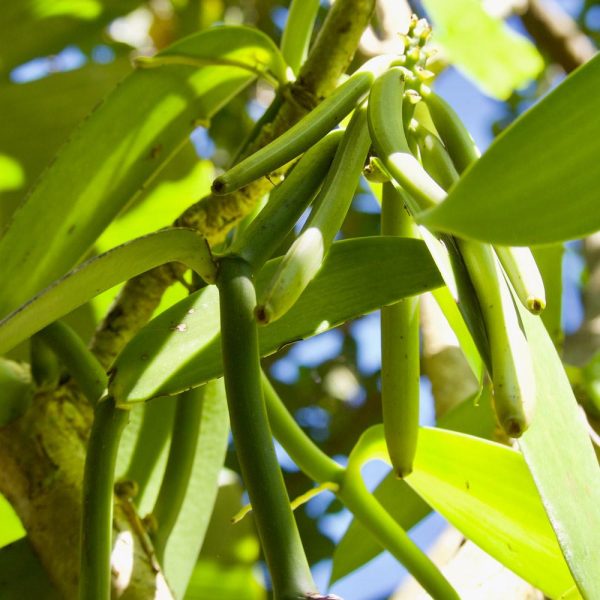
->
[422, 91, 480, 174]
[416, 106, 546, 315]
[212, 55, 392, 195]
[232, 129, 344, 270]
[367, 67, 446, 213]
[217, 256, 316, 599]
[261, 373, 459, 599]
[150, 386, 206, 562]
[256, 104, 371, 325]
[381, 183, 420, 478]
[280, 0, 321, 75]
[0, 358, 33, 427]
[460, 241, 536, 436]
[495, 246, 546, 315]
[410, 121, 459, 191]
[80, 396, 129, 600]
[36, 320, 107, 404]
[414, 127, 536, 435]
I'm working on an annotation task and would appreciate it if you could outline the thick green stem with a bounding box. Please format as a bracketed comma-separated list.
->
[338, 476, 459, 600]
[262, 372, 344, 484]
[262, 373, 458, 599]
[217, 256, 315, 600]
[150, 387, 205, 562]
[80, 397, 128, 600]
[37, 321, 107, 405]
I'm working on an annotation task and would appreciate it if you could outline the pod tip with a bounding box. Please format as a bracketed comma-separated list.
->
[211, 177, 227, 195]
[393, 465, 413, 479]
[254, 303, 272, 326]
[527, 296, 546, 315]
[502, 416, 528, 438]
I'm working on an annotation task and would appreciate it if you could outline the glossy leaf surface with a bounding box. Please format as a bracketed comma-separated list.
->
[0, 229, 215, 355]
[0, 26, 271, 318]
[519, 305, 600, 597]
[111, 237, 444, 403]
[420, 54, 600, 245]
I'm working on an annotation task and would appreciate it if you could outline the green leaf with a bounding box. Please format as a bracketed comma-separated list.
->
[162, 380, 230, 598]
[422, 0, 543, 99]
[0, 539, 61, 599]
[406, 428, 578, 598]
[0, 59, 131, 221]
[420, 54, 600, 245]
[110, 237, 444, 403]
[0, 495, 25, 549]
[137, 25, 288, 86]
[331, 387, 498, 584]
[0, 26, 270, 318]
[0, 228, 215, 356]
[519, 305, 600, 597]
[0, 0, 144, 76]
[343, 425, 578, 597]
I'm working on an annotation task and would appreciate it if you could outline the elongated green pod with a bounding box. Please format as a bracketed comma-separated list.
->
[423, 91, 480, 173]
[381, 183, 420, 478]
[0, 27, 270, 319]
[80, 397, 128, 600]
[233, 129, 344, 270]
[37, 321, 107, 404]
[415, 120, 546, 317]
[408, 122, 536, 435]
[256, 104, 371, 324]
[212, 55, 393, 195]
[367, 68, 446, 212]
[150, 386, 205, 562]
[411, 122, 459, 190]
[460, 240, 536, 436]
[217, 256, 316, 599]
[0, 228, 215, 355]
[280, 0, 321, 75]
[495, 246, 546, 315]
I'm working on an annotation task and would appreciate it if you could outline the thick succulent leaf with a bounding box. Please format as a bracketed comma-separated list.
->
[0, 26, 271, 318]
[0, 229, 215, 355]
[422, 0, 543, 99]
[0, 495, 25, 549]
[0, 539, 61, 599]
[111, 237, 444, 403]
[162, 380, 230, 597]
[420, 54, 600, 245]
[331, 387, 497, 584]
[406, 428, 578, 598]
[0, 58, 131, 219]
[519, 304, 600, 597]
[0, 0, 144, 76]
[344, 426, 577, 598]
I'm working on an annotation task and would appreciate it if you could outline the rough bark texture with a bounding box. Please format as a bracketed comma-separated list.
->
[0, 1, 376, 597]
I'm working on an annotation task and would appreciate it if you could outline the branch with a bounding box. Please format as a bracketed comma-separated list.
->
[520, 0, 596, 73]
[90, 0, 377, 368]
